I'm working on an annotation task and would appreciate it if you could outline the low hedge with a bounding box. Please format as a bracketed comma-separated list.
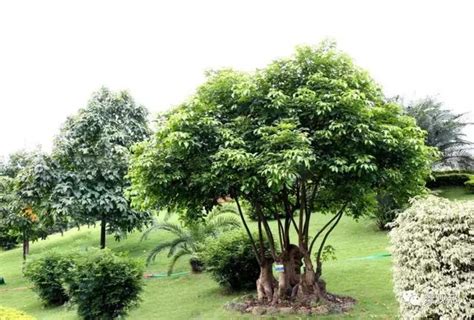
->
[426, 172, 472, 188]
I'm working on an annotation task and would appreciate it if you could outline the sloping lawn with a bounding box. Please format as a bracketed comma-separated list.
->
[433, 186, 474, 201]
[1, 215, 397, 319]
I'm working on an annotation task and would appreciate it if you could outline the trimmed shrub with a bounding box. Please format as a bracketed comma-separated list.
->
[464, 176, 474, 193]
[67, 249, 144, 320]
[24, 252, 73, 306]
[426, 172, 472, 188]
[0, 306, 36, 319]
[201, 231, 261, 291]
[390, 196, 473, 319]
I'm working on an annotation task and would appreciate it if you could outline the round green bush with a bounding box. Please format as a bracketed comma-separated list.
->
[67, 249, 144, 320]
[24, 252, 73, 306]
[201, 231, 261, 291]
[390, 196, 473, 319]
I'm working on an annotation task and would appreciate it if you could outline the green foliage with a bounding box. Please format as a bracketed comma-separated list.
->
[67, 249, 144, 320]
[390, 196, 473, 319]
[404, 97, 473, 169]
[201, 231, 262, 291]
[42, 88, 152, 247]
[0, 151, 53, 255]
[142, 204, 240, 274]
[464, 176, 474, 193]
[426, 172, 472, 188]
[128, 42, 437, 289]
[24, 252, 73, 306]
[371, 193, 400, 230]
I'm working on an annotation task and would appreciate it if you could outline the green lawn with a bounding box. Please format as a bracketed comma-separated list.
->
[1, 214, 397, 319]
[433, 186, 474, 201]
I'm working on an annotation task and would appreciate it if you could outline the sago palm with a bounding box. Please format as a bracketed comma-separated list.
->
[142, 203, 240, 275]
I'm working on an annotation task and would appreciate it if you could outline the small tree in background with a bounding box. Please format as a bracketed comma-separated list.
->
[0, 151, 52, 258]
[46, 88, 151, 248]
[129, 43, 437, 305]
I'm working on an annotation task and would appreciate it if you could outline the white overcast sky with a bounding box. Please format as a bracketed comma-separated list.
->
[0, 0, 473, 158]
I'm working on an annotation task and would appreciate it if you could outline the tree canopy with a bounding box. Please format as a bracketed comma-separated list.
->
[128, 43, 437, 303]
[45, 88, 152, 248]
[0, 150, 51, 258]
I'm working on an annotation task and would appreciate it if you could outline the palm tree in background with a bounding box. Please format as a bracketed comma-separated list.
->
[405, 97, 473, 169]
[142, 203, 240, 275]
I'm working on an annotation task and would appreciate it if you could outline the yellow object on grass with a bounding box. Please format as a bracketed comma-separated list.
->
[0, 306, 36, 320]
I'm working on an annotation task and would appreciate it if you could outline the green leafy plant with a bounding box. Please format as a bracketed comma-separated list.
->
[464, 176, 474, 193]
[390, 196, 473, 319]
[142, 204, 240, 274]
[201, 231, 263, 291]
[129, 42, 437, 303]
[24, 252, 73, 306]
[67, 249, 144, 320]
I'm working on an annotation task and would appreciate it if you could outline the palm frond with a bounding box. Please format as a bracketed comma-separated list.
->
[146, 240, 175, 265]
[141, 220, 187, 241]
[167, 249, 191, 275]
[205, 216, 240, 236]
[167, 236, 191, 257]
[206, 203, 238, 221]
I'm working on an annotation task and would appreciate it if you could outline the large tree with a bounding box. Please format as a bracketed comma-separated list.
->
[49, 88, 151, 248]
[405, 97, 473, 169]
[129, 43, 436, 304]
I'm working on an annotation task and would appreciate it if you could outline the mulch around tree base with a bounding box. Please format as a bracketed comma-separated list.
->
[225, 293, 356, 316]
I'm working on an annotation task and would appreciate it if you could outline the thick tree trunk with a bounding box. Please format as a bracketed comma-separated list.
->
[100, 216, 106, 249]
[295, 253, 327, 302]
[256, 259, 276, 302]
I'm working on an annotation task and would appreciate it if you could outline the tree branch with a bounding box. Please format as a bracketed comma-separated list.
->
[235, 196, 261, 265]
[315, 204, 347, 278]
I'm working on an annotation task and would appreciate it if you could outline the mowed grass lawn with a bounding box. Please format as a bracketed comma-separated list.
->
[433, 186, 474, 201]
[1, 213, 397, 319]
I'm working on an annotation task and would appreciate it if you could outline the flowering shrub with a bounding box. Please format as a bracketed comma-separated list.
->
[390, 196, 473, 319]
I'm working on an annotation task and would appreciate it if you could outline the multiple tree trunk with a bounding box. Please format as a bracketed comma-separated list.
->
[234, 181, 347, 304]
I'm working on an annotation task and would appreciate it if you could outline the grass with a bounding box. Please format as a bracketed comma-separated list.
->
[2, 187, 472, 319]
[0, 213, 397, 319]
[433, 186, 474, 201]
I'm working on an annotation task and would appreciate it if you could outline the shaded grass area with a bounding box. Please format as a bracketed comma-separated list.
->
[433, 186, 474, 201]
[1, 215, 397, 319]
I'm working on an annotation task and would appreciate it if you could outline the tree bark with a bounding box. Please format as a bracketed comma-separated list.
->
[272, 244, 303, 303]
[100, 215, 106, 249]
[256, 258, 276, 302]
[22, 231, 29, 260]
